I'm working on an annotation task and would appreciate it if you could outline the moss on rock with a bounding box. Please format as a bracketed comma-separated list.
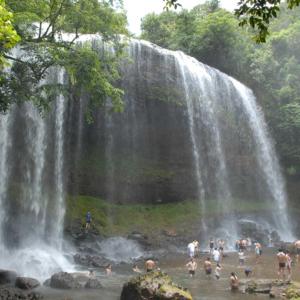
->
[120, 271, 192, 300]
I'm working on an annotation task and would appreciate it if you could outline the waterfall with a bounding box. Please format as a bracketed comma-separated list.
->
[229, 78, 293, 240]
[51, 70, 67, 247]
[0, 112, 12, 249]
[0, 36, 294, 279]
[0, 68, 72, 279]
[125, 39, 293, 242]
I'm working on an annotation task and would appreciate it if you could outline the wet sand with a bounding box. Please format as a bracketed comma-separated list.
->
[39, 248, 300, 300]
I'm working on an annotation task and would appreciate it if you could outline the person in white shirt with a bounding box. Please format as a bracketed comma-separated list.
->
[238, 250, 245, 266]
[187, 242, 195, 258]
[212, 248, 220, 263]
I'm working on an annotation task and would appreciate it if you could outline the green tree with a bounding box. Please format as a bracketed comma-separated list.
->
[141, 11, 177, 49]
[235, 0, 300, 42]
[162, 0, 300, 42]
[0, 0, 20, 68]
[0, 0, 128, 113]
[188, 9, 252, 78]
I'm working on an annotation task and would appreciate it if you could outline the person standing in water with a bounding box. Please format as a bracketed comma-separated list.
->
[230, 272, 239, 291]
[186, 258, 197, 277]
[209, 238, 214, 254]
[105, 264, 112, 275]
[294, 240, 300, 262]
[218, 239, 225, 260]
[215, 263, 222, 280]
[212, 248, 220, 264]
[286, 251, 292, 281]
[187, 241, 195, 258]
[254, 242, 262, 263]
[238, 249, 245, 266]
[277, 249, 287, 280]
[204, 257, 212, 277]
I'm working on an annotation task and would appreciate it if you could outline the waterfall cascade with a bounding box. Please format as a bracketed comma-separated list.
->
[0, 37, 293, 278]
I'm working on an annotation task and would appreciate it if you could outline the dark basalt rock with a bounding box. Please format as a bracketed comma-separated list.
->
[120, 270, 192, 300]
[50, 272, 81, 289]
[0, 270, 17, 285]
[84, 278, 103, 289]
[15, 277, 40, 290]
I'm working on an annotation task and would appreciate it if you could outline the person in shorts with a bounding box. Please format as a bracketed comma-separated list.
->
[186, 258, 197, 277]
[277, 249, 287, 280]
[204, 257, 212, 276]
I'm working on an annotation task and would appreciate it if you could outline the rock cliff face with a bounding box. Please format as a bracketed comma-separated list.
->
[66, 42, 196, 204]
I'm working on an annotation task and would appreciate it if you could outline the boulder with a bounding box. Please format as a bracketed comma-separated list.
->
[0, 286, 42, 300]
[84, 278, 103, 289]
[120, 271, 192, 300]
[15, 277, 40, 290]
[0, 269, 17, 285]
[50, 272, 81, 289]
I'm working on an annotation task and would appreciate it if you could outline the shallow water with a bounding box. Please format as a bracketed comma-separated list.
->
[39, 248, 300, 300]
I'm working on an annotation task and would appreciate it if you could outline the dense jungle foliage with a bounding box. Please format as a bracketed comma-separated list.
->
[141, 1, 300, 177]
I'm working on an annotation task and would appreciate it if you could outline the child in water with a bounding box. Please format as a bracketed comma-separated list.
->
[215, 263, 222, 279]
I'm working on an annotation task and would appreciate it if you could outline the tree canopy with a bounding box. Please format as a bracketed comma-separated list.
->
[0, 0, 20, 68]
[0, 0, 128, 114]
[162, 0, 300, 42]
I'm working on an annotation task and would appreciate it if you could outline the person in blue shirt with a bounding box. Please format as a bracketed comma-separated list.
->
[85, 211, 92, 232]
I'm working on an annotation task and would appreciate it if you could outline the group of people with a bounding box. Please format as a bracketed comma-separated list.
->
[185, 237, 300, 291]
[85, 236, 300, 295]
[186, 238, 240, 290]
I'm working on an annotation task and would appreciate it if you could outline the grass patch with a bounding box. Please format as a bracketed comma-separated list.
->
[65, 195, 273, 236]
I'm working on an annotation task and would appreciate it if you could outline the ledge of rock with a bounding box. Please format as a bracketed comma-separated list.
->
[120, 270, 192, 300]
